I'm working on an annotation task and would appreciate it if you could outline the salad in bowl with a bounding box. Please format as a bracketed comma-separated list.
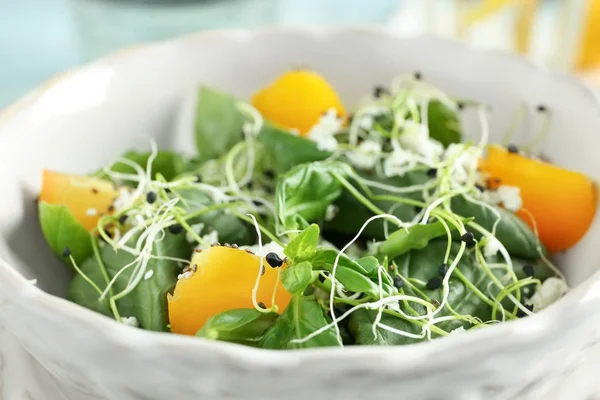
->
[36, 69, 597, 348]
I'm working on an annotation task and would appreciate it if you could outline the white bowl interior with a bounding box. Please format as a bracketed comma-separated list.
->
[1, 29, 600, 300]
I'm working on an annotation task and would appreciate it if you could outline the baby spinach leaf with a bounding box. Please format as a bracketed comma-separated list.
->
[195, 87, 244, 162]
[310, 249, 375, 278]
[284, 223, 320, 261]
[451, 195, 544, 259]
[38, 202, 93, 267]
[394, 240, 505, 332]
[260, 296, 340, 349]
[427, 100, 462, 147]
[178, 189, 254, 246]
[281, 261, 313, 295]
[378, 219, 469, 260]
[67, 232, 190, 331]
[349, 309, 422, 346]
[97, 151, 185, 183]
[355, 256, 380, 276]
[276, 163, 342, 230]
[257, 122, 331, 174]
[196, 309, 278, 347]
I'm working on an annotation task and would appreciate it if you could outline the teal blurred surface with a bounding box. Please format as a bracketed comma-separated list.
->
[0, 0, 398, 108]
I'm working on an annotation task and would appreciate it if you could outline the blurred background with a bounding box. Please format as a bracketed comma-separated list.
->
[1, 0, 599, 109]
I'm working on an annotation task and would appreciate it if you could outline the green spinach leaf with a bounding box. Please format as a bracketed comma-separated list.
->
[451, 195, 544, 259]
[196, 309, 278, 347]
[97, 151, 185, 183]
[281, 261, 313, 295]
[260, 296, 340, 349]
[349, 309, 422, 345]
[38, 202, 92, 266]
[195, 87, 244, 161]
[257, 122, 331, 174]
[427, 100, 462, 147]
[67, 232, 190, 331]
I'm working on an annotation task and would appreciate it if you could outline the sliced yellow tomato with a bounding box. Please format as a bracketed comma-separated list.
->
[39, 170, 118, 231]
[576, 0, 600, 70]
[168, 246, 292, 336]
[479, 145, 598, 253]
[251, 69, 346, 136]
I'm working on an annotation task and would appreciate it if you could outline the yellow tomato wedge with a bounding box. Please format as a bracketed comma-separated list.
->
[168, 246, 292, 336]
[479, 145, 598, 253]
[251, 69, 346, 136]
[39, 170, 118, 231]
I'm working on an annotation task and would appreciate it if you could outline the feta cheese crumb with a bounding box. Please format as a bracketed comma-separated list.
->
[121, 316, 139, 327]
[444, 143, 483, 185]
[325, 204, 339, 222]
[307, 108, 341, 152]
[194, 230, 219, 252]
[346, 140, 382, 170]
[144, 270, 154, 280]
[383, 149, 415, 177]
[483, 237, 502, 257]
[113, 188, 132, 212]
[85, 208, 97, 217]
[398, 121, 444, 164]
[526, 277, 569, 311]
[497, 185, 522, 212]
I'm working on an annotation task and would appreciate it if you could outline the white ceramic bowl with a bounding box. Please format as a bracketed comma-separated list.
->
[2, 27, 600, 400]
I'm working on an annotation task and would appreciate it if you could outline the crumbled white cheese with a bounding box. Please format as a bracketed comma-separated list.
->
[307, 108, 341, 152]
[86, 208, 97, 217]
[346, 140, 382, 170]
[113, 188, 132, 212]
[177, 270, 194, 280]
[383, 148, 415, 177]
[144, 270, 154, 280]
[483, 237, 502, 258]
[449, 326, 466, 335]
[526, 277, 569, 311]
[496, 185, 522, 212]
[358, 115, 374, 131]
[444, 143, 483, 185]
[185, 223, 205, 244]
[121, 316, 139, 327]
[325, 204, 339, 222]
[397, 121, 443, 164]
[194, 230, 219, 252]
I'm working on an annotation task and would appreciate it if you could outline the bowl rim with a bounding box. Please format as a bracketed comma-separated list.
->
[1, 25, 600, 369]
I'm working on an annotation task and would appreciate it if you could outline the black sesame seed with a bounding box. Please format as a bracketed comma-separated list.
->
[245, 249, 255, 255]
[475, 183, 486, 192]
[393, 275, 404, 289]
[195, 175, 202, 183]
[438, 263, 449, 277]
[536, 104, 547, 113]
[413, 205, 423, 214]
[507, 144, 519, 154]
[460, 231, 475, 244]
[118, 214, 128, 225]
[247, 180, 254, 190]
[62, 247, 71, 258]
[264, 169, 275, 179]
[191, 264, 198, 272]
[231, 244, 238, 249]
[457, 101, 465, 110]
[414, 71, 423, 80]
[257, 302, 266, 309]
[211, 242, 221, 247]
[522, 264, 535, 278]
[373, 85, 387, 98]
[260, 265, 265, 276]
[426, 168, 438, 178]
[91, 188, 99, 194]
[146, 191, 157, 204]
[426, 277, 442, 290]
[107, 205, 115, 212]
[164, 188, 172, 194]
[265, 252, 283, 268]
[168, 224, 183, 234]
[517, 304, 534, 318]
[431, 299, 440, 307]
[264, 186, 274, 195]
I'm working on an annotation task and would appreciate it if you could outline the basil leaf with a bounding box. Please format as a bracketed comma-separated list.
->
[257, 122, 331, 174]
[378, 219, 468, 260]
[196, 309, 278, 347]
[427, 100, 462, 147]
[281, 261, 313, 295]
[195, 87, 244, 161]
[349, 309, 422, 345]
[38, 202, 93, 266]
[284, 224, 320, 261]
[276, 163, 343, 230]
[260, 296, 340, 349]
[178, 189, 254, 246]
[97, 151, 185, 183]
[451, 195, 544, 259]
[67, 232, 190, 331]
